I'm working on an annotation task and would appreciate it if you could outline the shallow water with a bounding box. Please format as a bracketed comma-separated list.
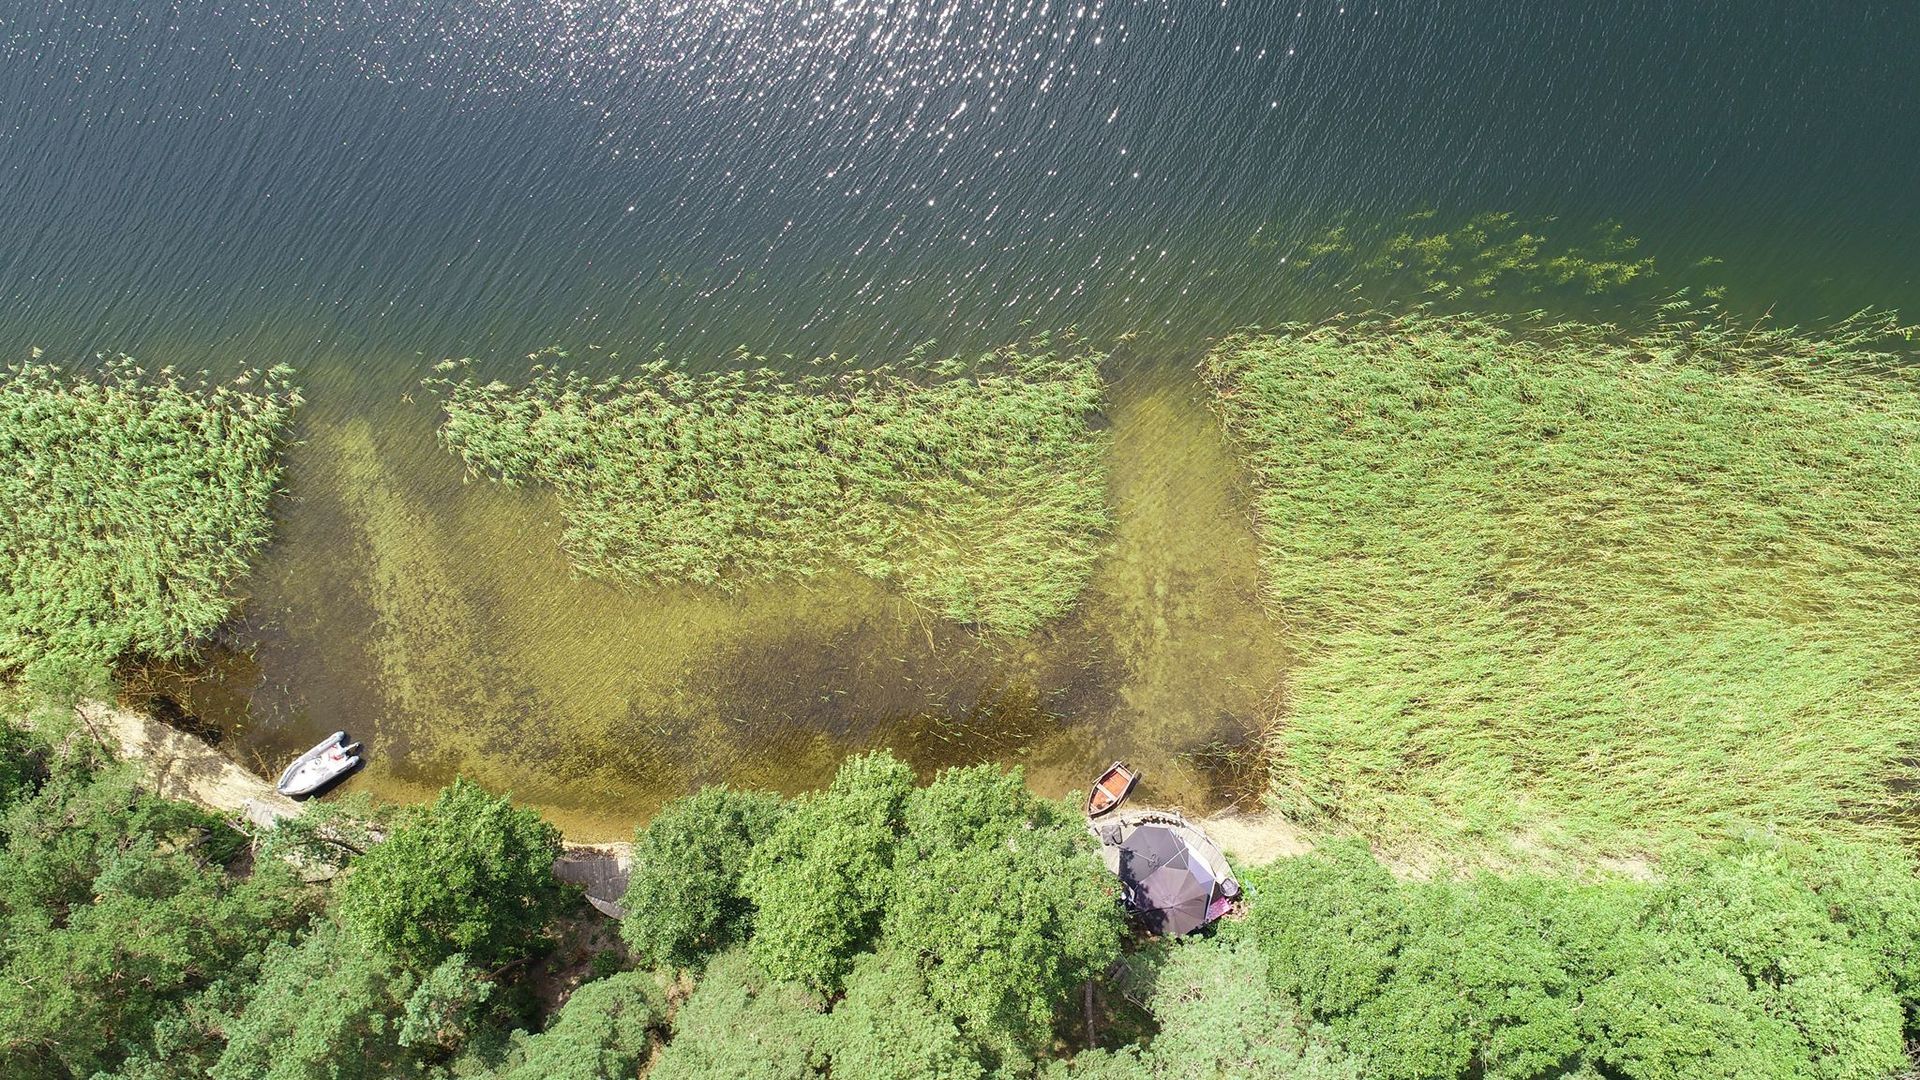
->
[3, 2, 1917, 836]
[180, 360, 1287, 837]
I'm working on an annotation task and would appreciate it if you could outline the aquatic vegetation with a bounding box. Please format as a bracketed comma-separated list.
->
[425, 336, 1110, 635]
[0, 356, 299, 678]
[1203, 308, 1920, 862]
[1252, 210, 1720, 310]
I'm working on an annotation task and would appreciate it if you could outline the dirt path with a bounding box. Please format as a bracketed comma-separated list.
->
[75, 701, 304, 830]
[1195, 805, 1314, 865]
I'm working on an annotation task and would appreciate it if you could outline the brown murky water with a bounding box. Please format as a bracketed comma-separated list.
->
[151, 352, 1287, 840]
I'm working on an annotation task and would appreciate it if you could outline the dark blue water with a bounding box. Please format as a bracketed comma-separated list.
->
[3, 1, 1914, 366]
[4, 1, 1916, 830]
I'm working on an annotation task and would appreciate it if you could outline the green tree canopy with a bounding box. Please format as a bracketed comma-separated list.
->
[818, 950, 984, 1080]
[1124, 935, 1362, 1080]
[1248, 839, 1920, 1080]
[743, 751, 914, 992]
[880, 764, 1123, 1049]
[336, 778, 567, 971]
[1249, 841, 1408, 1018]
[0, 724, 35, 812]
[210, 921, 415, 1080]
[492, 971, 667, 1080]
[1340, 877, 1581, 1080]
[0, 733, 309, 1080]
[621, 785, 786, 970]
[647, 950, 825, 1080]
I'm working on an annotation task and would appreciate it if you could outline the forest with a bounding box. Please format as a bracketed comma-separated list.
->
[6, 698, 1918, 1079]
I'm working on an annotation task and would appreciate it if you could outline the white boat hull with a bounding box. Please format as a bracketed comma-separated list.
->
[276, 731, 362, 796]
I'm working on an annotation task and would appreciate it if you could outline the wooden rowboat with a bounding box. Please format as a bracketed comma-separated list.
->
[1087, 761, 1138, 817]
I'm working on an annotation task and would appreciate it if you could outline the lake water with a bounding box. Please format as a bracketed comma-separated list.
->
[3, 1, 1915, 837]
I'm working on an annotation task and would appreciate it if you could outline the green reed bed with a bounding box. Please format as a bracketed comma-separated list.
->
[426, 337, 1110, 635]
[1202, 310, 1920, 863]
[0, 357, 300, 677]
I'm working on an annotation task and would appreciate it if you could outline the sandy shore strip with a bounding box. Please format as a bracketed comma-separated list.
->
[70, 700, 633, 914]
[69, 699, 1311, 915]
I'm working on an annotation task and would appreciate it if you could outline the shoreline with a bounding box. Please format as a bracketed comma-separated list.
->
[73, 698, 1311, 897]
[72, 700, 635, 915]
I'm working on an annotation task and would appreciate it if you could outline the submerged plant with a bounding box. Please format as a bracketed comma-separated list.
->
[1203, 308, 1920, 863]
[1251, 209, 1717, 312]
[0, 355, 300, 678]
[424, 336, 1111, 636]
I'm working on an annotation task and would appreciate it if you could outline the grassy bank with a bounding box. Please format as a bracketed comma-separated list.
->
[425, 337, 1109, 635]
[0, 356, 299, 679]
[1203, 310, 1920, 864]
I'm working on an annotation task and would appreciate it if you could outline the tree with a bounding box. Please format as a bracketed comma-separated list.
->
[397, 954, 494, 1052]
[1634, 844, 1907, 1080]
[819, 950, 984, 1080]
[337, 778, 566, 971]
[1249, 841, 1408, 1018]
[0, 739, 309, 1080]
[1778, 839, 1920, 1022]
[743, 751, 914, 991]
[493, 971, 666, 1080]
[1245, 840, 1920, 1080]
[256, 792, 391, 876]
[1342, 877, 1580, 1080]
[1138, 936, 1362, 1080]
[1581, 944, 1806, 1080]
[880, 764, 1123, 1049]
[0, 724, 35, 811]
[647, 950, 825, 1080]
[621, 785, 786, 969]
[1774, 837, 1920, 1037]
[210, 922, 415, 1080]
[1037, 1049, 1154, 1080]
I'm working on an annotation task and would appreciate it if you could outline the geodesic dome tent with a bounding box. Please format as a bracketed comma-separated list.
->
[1092, 811, 1239, 936]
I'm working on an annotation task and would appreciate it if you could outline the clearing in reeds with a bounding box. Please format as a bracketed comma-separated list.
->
[1202, 310, 1920, 864]
[0, 356, 300, 678]
[425, 337, 1110, 636]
